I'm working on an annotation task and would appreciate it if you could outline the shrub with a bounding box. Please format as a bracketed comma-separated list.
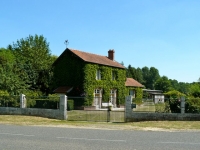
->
[67, 99, 74, 110]
[185, 98, 200, 113]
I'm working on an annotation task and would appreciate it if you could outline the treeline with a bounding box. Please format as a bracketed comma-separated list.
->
[126, 65, 200, 98]
[0, 34, 57, 96]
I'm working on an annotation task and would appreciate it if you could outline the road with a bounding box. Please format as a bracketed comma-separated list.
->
[0, 124, 200, 150]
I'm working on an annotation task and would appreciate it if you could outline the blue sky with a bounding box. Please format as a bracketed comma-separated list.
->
[1, 0, 200, 83]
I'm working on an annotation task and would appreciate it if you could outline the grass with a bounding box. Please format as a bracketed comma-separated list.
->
[1, 115, 200, 131]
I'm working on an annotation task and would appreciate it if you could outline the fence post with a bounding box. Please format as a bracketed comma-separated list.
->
[125, 95, 132, 122]
[59, 95, 67, 120]
[181, 96, 185, 114]
[20, 94, 26, 108]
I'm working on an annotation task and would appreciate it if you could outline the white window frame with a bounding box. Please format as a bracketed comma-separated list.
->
[96, 69, 101, 80]
[112, 70, 116, 80]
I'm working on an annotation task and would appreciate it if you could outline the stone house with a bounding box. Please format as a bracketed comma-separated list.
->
[52, 48, 144, 109]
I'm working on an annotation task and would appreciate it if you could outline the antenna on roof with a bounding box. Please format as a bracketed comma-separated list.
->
[64, 40, 69, 48]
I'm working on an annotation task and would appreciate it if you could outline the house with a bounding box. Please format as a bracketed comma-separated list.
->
[142, 89, 164, 103]
[52, 48, 144, 109]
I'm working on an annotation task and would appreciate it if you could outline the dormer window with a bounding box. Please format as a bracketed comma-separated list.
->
[96, 69, 101, 80]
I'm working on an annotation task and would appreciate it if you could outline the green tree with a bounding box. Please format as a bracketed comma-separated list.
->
[8, 35, 53, 94]
[149, 67, 160, 89]
[0, 48, 27, 94]
[141, 66, 150, 88]
[155, 76, 172, 92]
[189, 83, 200, 98]
[135, 67, 143, 84]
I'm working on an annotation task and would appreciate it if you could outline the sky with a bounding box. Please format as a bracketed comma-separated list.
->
[1, 0, 200, 83]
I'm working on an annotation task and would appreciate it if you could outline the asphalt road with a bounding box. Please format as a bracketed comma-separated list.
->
[0, 124, 200, 150]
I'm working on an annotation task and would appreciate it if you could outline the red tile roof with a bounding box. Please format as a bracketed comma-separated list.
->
[53, 86, 73, 94]
[125, 78, 144, 87]
[68, 48, 125, 69]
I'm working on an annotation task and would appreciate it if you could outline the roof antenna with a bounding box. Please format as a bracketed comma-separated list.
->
[64, 40, 69, 48]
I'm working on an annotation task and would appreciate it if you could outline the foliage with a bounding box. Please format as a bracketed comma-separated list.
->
[132, 98, 143, 105]
[189, 83, 200, 98]
[67, 99, 74, 110]
[155, 102, 171, 113]
[185, 98, 200, 113]
[0, 48, 28, 95]
[155, 76, 172, 92]
[164, 90, 185, 98]
[83, 64, 127, 105]
[8, 35, 54, 94]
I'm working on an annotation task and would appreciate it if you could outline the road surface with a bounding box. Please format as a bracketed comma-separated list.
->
[0, 124, 199, 150]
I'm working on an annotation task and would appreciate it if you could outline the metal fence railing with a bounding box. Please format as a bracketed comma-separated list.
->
[67, 110, 125, 122]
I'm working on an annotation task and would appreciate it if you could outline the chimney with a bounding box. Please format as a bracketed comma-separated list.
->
[108, 49, 115, 61]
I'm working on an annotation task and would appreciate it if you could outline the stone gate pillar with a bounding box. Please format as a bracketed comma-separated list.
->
[20, 94, 26, 108]
[59, 95, 67, 120]
[181, 96, 185, 114]
[125, 95, 132, 122]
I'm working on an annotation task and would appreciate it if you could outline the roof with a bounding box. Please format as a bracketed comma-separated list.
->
[125, 78, 144, 87]
[56, 48, 125, 69]
[53, 86, 73, 94]
[143, 89, 163, 95]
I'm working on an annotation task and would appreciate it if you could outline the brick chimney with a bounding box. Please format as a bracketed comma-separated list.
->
[108, 49, 115, 61]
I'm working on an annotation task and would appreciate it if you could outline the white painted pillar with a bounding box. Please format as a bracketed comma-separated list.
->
[20, 94, 26, 108]
[125, 95, 132, 122]
[59, 95, 67, 120]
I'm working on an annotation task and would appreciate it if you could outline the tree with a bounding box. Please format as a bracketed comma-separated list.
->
[8, 35, 53, 94]
[189, 83, 200, 98]
[149, 67, 160, 89]
[155, 76, 172, 92]
[0, 48, 28, 94]
[142, 66, 150, 88]
[135, 67, 143, 84]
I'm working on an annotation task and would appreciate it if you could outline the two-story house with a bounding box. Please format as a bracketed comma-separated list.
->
[52, 48, 143, 109]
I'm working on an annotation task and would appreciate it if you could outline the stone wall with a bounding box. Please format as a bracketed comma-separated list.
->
[125, 96, 200, 122]
[0, 94, 67, 120]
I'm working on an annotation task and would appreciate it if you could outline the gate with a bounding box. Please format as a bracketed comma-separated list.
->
[67, 110, 125, 122]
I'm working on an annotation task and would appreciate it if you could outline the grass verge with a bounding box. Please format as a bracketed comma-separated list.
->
[0, 115, 200, 131]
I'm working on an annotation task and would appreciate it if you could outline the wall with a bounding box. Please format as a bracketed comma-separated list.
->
[0, 94, 67, 120]
[0, 107, 65, 120]
[125, 96, 200, 122]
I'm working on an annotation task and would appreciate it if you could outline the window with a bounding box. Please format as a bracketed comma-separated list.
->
[94, 89, 102, 108]
[130, 90, 135, 98]
[96, 69, 101, 80]
[110, 89, 117, 107]
[112, 71, 116, 80]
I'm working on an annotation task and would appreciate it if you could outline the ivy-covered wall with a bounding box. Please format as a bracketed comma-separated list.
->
[125, 87, 143, 99]
[83, 64, 127, 105]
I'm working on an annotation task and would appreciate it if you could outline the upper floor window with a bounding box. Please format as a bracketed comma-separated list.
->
[112, 71, 116, 80]
[96, 69, 101, 80]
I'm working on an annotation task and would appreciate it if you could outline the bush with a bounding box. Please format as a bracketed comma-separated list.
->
[132, 98, 142, 105]
[67, 99, 74, 110]
[155, 102, 171, 113]
[185, 98, 200, 113]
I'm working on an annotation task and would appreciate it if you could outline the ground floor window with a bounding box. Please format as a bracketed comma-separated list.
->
[110, 89, 117, 108]
[93, 89, 102, 108]
[129, 90, 135, 98]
